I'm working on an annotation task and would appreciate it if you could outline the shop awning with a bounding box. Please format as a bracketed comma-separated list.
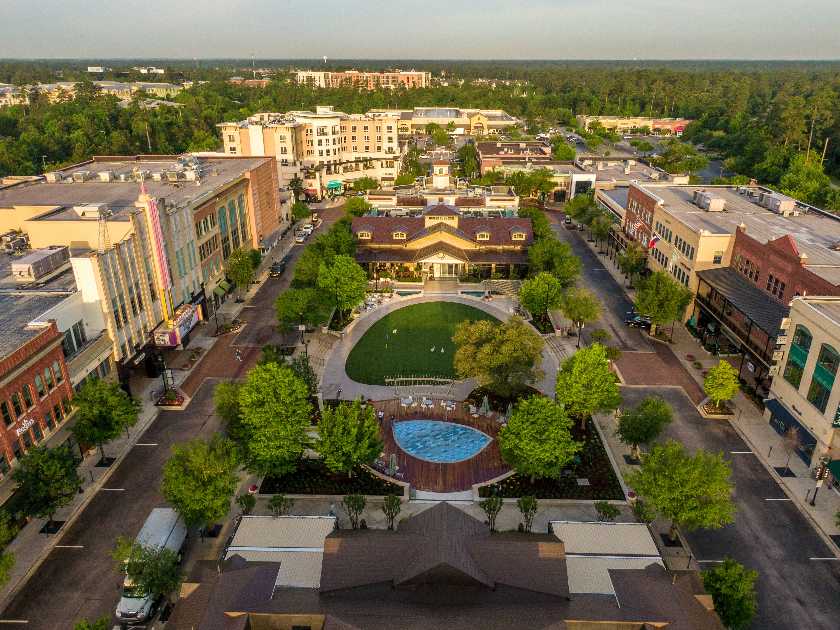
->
[828, 459, 840, 480]
[213, 286, 226, 297]
[327, 180, 343, 190]
[218, 280, 232, 292]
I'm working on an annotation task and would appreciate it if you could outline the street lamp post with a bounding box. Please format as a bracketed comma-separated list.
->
[809, 458, 831, 506]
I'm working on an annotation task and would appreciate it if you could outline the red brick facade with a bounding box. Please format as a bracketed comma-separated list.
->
[623, 184, 657, 245]
[244, 158, 282, 247]
[731, 227, 840, 304]
[0, 322, 73, 477]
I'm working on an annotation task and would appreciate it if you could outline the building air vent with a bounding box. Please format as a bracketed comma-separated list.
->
[151, 172, 164, 181]
[44, 172, 63, 184]
[71, 170, 91, 183]
[98, 170, 114, 182]
[165, 170, 181, 182]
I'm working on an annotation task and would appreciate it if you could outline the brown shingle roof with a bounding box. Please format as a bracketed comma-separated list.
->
[351, 215, 532, 247]
[423, 204, 460, 216]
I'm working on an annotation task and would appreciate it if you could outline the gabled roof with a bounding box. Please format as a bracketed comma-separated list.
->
[423, 204, 459, 216]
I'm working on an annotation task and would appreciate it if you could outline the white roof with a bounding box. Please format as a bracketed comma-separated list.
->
[566, 556, 664, 594]
[550, 521, 660, 556]
[225, 516, 336, 589]
[551, 521, 662, 595]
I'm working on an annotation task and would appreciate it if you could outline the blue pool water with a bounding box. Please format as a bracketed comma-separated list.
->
[392, 420, 491, 463]
[460, 290, 486, 297]
[395, 290, 422, 296]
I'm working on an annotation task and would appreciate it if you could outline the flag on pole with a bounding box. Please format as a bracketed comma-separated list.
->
[647, 235, 660, 249]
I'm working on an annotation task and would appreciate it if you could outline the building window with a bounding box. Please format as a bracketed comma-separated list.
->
[53, 403, 64, 422]
[783, 325, 812, 389]
[34, 374, 45, 398]
[392, 232, 406, 240]
[511, 231, 526, 241]
[32, 423, 43, 443]
[1, 401, 13, 427]
[357, 231, 371, 240]
[45, 367, 55, 391]
[476, 231, 490, 241]
[45, 411, 55, 430]
[22, 385, 33, 409]
[712, 252, 723, 265]
[11, 393, 23, 417]
[806, 343, 839, 413]
[52, 361, 64, 384]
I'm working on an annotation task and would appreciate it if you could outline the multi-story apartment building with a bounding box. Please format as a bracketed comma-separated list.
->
[0, 154, 281, 381]
[0, 81, 184, 107]
[620, 182, 840, 394]
[370, 107, 519, 136]
[218, 106, 401, 197]
[295, 70, 431, 90]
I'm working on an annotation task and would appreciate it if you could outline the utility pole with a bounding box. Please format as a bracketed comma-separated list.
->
[145, 122, 152, 153]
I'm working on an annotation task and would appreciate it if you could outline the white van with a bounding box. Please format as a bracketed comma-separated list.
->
[115, 508, 187, 624]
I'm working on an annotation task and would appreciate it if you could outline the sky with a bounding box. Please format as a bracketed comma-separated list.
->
[2, 0, 840, 60]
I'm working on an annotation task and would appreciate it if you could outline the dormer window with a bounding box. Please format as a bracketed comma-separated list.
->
[476, 231, 491, 241]
[393, 231, 406, 240]
[511, 231, 526, 241]
[357, 231, 371, 240]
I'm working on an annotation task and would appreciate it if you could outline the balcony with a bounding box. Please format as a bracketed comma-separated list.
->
[67, 332, 113, 385]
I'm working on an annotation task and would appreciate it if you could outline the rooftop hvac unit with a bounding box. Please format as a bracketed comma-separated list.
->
[165, 170, 181, 182]
[71, 170, 91, 183]
[117, 172, 132, 182]
[151, 172, 164, 181]
[693, 190, 726, 212]
[98, 170, 114, 182]
[184, 169, 197, 181]
[758, 192, 796, 216]
[134, 169, 149, 182]
[45, 172, 63, 184]
[72, 203, 105, 219]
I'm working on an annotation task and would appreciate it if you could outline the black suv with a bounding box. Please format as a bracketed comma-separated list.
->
[269, 258, 288, 278]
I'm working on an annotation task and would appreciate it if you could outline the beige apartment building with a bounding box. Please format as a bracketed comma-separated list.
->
[0, 81, 184, 107]
[218, 106, 401, 197]
[768, 297, 840, 472]
[295, 70, 431, 89]
[369, 107, 519, 136]
[576, 115, 692, 135]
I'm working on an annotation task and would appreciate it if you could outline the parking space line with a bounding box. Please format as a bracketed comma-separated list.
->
[54, 545, 84, 549]
[0, 621, 29, 624]
[697, 559, 725, 563]
[809, 557, 840, 561]
[135, 443, 158, 446]
[765, 498, 792, 501]
[730, 451, 753, 454]
[101, 488, 125, 492]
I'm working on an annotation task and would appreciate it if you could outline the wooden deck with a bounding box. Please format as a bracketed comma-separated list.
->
[372, 399, 510, 493]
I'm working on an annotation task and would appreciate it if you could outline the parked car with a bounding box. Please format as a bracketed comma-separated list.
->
[564, 215, 573, 225]
[116, 508, 187, 624]
[294, 232, 307, 243]
[269, 259, 287, 278]
[624, 314, 652, 329]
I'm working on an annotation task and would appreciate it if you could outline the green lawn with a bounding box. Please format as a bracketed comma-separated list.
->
[345, 301, 500, 385]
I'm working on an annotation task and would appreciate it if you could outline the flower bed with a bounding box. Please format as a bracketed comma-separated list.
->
[214, 320, 244, 337]
[260, 459, 402, 496]
[466, 386, 541, 413]
[478, 419, 624, 500]
[156, 389, 185, 407]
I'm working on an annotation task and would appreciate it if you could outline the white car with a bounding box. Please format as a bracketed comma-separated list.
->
[295, 232, 307, 243]
[301, 223, 314, 233]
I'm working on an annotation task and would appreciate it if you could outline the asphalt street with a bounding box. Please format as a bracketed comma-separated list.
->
[0, 205, 344, 628]
[547, 211, 651, 351]
[620, 387, 840, 630]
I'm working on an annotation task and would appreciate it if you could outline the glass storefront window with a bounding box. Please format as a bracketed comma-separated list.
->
[784, 325, 813, 389]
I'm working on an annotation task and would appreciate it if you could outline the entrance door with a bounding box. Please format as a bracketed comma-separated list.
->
[433, 263, 460, 278]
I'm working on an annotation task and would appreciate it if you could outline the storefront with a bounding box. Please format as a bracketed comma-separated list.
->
[765, 398, 818, 465]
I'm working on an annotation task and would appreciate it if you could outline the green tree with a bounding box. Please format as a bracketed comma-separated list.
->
[479, 495, 503, 532]
[112, 536, 183, 604]
[289, 353, 319, 397]
[635, 271, 692, 336]
[342, 494, 366, 529]
[226, 247, 256, 299]
[617, 242, 647, 288]
[595, 501, 620, 522]
[382, 494, 402, 530]
[453, 317, 545, 398]
[351, 176, 378, 192]
[289, 175, 304, 201]
[527, 238, 581, 286]
[456, 142, 479, 179]
[627, 440, 735, 541]
[275, 287, 331, 331]
[560, 287, 602, 348]
[499, 396, 581, 481]
[70, 379, 140, 461]
[555, 344, 621, 430]
[13, 444, 81, 526]
[616, 396, 673, 460]
[345, 196, 373, 217]
[779, 153, 834, 207]
[268, 494, 294, 517]
[519, 272, 564, 318]
[316, 400, 383, 476]
[213, 381, 243, 441]
[590, 214, 612, 250]
[73, 618, 110, 630]
[704, 361, 740, 411]
[161, 435, 239, 531]
[238, 362, 312, 477]
[652, 139, 708, 175]
[702, 558, 758, 630]
[0, 511, 17, 588]
[425, 123, 449, 147]
[516, 495, 538, 532]
[317, 254, 368, 315]
[236, 493, 256, 515]
[292, 200, 311, 221]
[550, 138, 576, 160]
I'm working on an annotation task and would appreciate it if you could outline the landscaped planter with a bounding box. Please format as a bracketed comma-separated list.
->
[259, 459, 403, 496]
[214, 320, 244, 337]
[156, 390, 186, 407]
[477, 419, 624, 501]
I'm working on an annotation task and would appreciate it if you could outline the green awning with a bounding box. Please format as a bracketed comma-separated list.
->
[213, 286, 226, 297]
[828, 459, 840, 480]
[218, 280, 232, 292]
[327, 180, 343, 189]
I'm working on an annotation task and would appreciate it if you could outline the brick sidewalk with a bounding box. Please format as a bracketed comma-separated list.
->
[615, 342, 705, 405]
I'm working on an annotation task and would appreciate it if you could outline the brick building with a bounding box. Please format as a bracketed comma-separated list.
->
[0, 304, 73, 479]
